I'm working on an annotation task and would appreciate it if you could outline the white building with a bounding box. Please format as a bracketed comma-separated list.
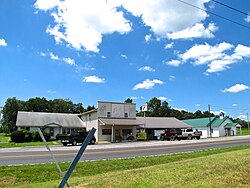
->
[79, 101, 144, 142]
[16, 111, 85, 139]
[0, 107, 3, 127]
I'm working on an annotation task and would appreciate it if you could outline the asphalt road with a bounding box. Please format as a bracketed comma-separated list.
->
[0, 136, 250, 166]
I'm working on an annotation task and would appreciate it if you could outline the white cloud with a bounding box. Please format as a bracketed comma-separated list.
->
[82, 75, 105, 83]
[174, 107, 187, 112]
[237, 114, 247, 120]
[49, 52, 59, 60]
[245, 15, 250, 23]
[121, 54, 127, 59]
[167, 42, 250, 73]
[40, 52, 47, 57]
[195, 104, 201, 107]
[120, 0, 209, 39]
[157, 96, 167, 101]
[0, 38, 7, 46]
[34, 0, 59, 11]
[167, 23, 218, 40]
[165, 42, 174, 49]
[165, 60, 182, 67]
[48, 89, 56, 94]
[211, 110, 226, 116]
[138, 66, 155, 72]
[62, 57, 76, 66]
[232, 104, 238, 107]
[222, 84, 249, 93]
[169, 75, 176, 81]
[101, 55, 106, 59]
[35, 0, 131, 52]
[130, 96, 144, 100]
[145, 34, 152, 42]
[133, 79, 163, 90]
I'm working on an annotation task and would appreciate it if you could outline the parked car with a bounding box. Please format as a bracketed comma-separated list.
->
[160, 128, 182, 141]
[182, 128, 202, 140]
[56, 131, 96, 146]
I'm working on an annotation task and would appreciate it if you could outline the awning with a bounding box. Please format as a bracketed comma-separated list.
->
[99, 118, 144, 126]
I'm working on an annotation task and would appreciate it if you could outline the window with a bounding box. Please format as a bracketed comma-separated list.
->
[62, 128, 66, 134]
[89, 114, 91, 121]
[124, 113, 128, 118]
[107, 112, 111, 117]
[102, 129, 112, 135]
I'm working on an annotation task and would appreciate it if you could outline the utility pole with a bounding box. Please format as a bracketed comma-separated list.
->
[208, 104, 212, 137]
[247, 112, 250, 134]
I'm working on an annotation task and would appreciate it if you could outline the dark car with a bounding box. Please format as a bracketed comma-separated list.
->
[160, 128, 182, 141]
[56, 131, 96, 146]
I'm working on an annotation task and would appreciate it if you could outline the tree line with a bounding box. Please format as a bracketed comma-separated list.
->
[1, 97, 95, 133]
[126, 97, 248, 127]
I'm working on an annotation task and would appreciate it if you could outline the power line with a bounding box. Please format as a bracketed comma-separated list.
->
[211, 0, 250, 17]
[176, 0, 250, 30]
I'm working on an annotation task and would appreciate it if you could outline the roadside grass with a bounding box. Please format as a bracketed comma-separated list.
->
[238, 127, 250, 135]
[1, 145, 250, 188]
[0, 141, 62, 148]
[0, 133, 10, 142]
[0, 133, 61, 148]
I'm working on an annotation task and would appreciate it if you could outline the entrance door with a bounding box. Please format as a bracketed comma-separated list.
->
[115, 129, 122, 141]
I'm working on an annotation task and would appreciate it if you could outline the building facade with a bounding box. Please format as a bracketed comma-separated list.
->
[80, 101, 143, 142]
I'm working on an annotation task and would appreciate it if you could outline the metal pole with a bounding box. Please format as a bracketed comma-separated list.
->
[247, 112, 250, 134]
[37, 128, 69, 188]
[208, 104, 212, 137]
[58, 128, 96, 188]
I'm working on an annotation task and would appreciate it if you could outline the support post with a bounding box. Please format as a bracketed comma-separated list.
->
[247, 112, 250, 134]
[58, 128, 96, 188]
[208, 104, 212, 137]
[37, 128, 69, 188]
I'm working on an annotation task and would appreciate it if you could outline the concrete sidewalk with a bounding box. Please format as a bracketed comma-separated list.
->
[0, 135, 249, 153]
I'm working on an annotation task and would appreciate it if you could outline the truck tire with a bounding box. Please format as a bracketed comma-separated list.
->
[177, 137, 181, 141]
[196, 136, 200, 140]
[170, 135, 175, 141]
[72, 140, 77, 146]
[63, 143, 68, 146]
[90, 138, 96, 144]
[188, 134, 193, 140]
[160, 136, 165, 141]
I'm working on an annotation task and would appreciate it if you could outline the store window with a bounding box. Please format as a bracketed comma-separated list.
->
[102, 128, 112, 135]
[124, 113, 128, 118]
[107, 112, 111, 117]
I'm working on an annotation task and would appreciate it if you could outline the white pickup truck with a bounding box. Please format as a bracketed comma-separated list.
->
[181, 128, 202, 140]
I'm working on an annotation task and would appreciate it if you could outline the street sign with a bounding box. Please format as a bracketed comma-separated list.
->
[142, 104, 147, 112]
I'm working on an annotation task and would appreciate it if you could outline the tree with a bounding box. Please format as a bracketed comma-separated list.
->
[124, 98, 133, 103]
[147, 97, 161, 117]
[2, 97, 25, 133]
[24, 97, 50, 112]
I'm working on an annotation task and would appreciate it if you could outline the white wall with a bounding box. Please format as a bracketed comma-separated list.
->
[219, 118, 232, 136]
[98, 101, 136, 118]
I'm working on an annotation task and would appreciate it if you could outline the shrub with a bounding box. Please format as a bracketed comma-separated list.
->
[32, 131, 51, 142]
[22, 130, 33, 142]
[11, 130, 25, 143]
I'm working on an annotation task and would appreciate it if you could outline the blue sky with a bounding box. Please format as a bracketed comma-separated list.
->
[1, 0, 250, 120]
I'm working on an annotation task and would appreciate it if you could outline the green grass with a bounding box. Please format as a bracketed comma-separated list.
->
[0, 133, 10, 142]
[238, 127, 250, 135]
[0, 133, 61, 148]
[0, 140, 61, 148]
[0, 145, 250, 188]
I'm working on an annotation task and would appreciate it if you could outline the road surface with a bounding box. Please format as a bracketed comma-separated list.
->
[0, 136, 250, 166]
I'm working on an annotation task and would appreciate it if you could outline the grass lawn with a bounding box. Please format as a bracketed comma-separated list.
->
[0, 133, 61, 148]
[0, 133, 10, 142]
[1, 145, 250, 188]
[238, 127, 250, 135]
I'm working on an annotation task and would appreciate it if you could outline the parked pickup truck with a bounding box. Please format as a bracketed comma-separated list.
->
[160, 128, 182, 141]
[181, 128, 202, 140]
[56, 131, 96, 146]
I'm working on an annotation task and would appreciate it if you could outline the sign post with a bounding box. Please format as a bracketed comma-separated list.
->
[58, 128, 96, 188]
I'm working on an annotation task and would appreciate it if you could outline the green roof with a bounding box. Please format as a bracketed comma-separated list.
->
[182, 117, 227, 127]
[225, 123, 238, 127]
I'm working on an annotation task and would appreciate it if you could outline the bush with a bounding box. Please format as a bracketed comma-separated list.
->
[22, 130, 33, 142]
[11, 130, 25, 143]
[32, 131, 51, 142]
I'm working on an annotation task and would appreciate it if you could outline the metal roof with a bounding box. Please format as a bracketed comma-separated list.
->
[137, 117, 192, 129]
[225, 123, 240, 128]
[182, 117, 229, 127]
[16, 111, 86, 128]
[99, 118, 144, 126]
